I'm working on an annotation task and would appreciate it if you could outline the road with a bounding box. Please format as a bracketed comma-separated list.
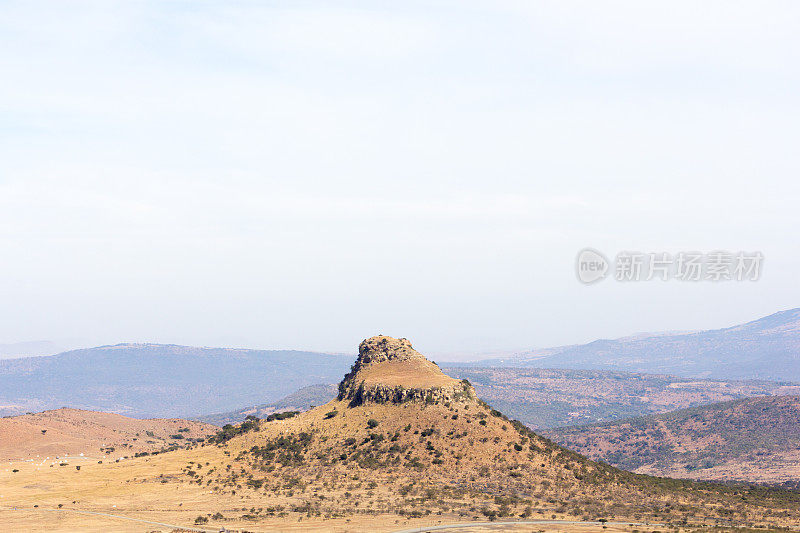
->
[393, 519, 660, 533]
[2, 505, 662, 533]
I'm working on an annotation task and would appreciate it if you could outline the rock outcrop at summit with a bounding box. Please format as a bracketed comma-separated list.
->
[337, 335, 474, 406]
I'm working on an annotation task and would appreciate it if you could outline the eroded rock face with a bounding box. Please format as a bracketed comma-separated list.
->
[357, 336, 421, 364]
[341, 382, 473, 407]
[337, 335, 475, 406]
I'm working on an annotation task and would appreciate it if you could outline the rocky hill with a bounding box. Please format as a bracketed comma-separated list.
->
[197, 367, 800, 430]
[547, 395, 800, 485]
[338, 336, 471, 405]
[5, 336, 800, 532]
[4, 308, 800, 423]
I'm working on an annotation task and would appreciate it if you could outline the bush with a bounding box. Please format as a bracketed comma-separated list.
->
[367, 419, 379, 429]
[209, 413, 299, 444]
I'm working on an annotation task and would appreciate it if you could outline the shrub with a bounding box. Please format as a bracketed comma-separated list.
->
[246, 479, 264, 489]
[209, 413, 299, 444]
[367, 419, 379, 429]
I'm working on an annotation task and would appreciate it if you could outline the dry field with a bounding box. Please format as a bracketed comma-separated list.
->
[0, 415, 749, 533]
[3, 337, 800, 533]
[0, 408, 217, 462]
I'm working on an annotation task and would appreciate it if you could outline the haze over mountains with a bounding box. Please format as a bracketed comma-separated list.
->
[202, 369, 800, 430]
[2, 308, 799, 424]
[446, 368, 800, 429]
[0, 344, 351, 418]
[478, 308, 800, 381]
[197, 384, 338, 426]
[0, 340, 66, 359]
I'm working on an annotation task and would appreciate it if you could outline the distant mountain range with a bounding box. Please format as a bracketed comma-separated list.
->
[0, 344, 351, 418]
[195, 368, 800, 430]
[472, 308, 800, 381]
[546, 395, 800, 486]
[443, 367, 800, 429]
[1, 308, 799, 421]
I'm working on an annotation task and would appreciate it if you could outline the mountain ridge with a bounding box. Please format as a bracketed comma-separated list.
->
[546, 394, 800, 485]
[0, 343, 352, 418]
[479, 308, 800, 380]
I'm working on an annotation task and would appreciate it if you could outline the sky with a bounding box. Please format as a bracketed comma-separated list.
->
[1, 1, 799, 359]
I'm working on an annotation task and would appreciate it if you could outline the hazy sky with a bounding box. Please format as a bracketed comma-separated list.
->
[1, 1, 799, 358]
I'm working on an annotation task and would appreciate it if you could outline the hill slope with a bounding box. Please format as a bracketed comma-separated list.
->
[0, 343, 352, 418]
[482, 308, 800, 381]
[547, 395, 800, 484]
[4, 336, 800, 532]
[196, 383, 338, 426]
[0, 408, 216, 461]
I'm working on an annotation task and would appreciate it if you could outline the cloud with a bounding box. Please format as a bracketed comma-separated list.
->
[0, 1, 798, 351]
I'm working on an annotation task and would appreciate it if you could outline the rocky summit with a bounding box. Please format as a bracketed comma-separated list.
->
[337, 335, 473, 406]
[8, 337, 800, 532]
